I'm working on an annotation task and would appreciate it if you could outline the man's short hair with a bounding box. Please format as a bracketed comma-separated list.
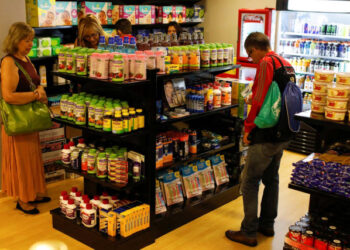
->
[115, 18, 132, 35]
[244, 32, 271, 51]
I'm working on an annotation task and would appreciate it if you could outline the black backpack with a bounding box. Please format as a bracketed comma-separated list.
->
[249, 55, 301, 144]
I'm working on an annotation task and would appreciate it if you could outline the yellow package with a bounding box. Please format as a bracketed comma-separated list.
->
[166, 64, 180, 74]
[139, 204, 150, 230]
[107, 211, 118, 237]
[26, 0, 56, 27]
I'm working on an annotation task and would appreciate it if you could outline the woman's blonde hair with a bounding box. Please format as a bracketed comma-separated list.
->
[2, 22, 34, 54]
[77, 14, 108, 48]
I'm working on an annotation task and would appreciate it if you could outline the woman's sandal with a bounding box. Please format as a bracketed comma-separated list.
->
[16, 202, 39, 214]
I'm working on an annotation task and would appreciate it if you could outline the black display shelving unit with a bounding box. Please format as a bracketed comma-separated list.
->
[49, 64, 242, 249]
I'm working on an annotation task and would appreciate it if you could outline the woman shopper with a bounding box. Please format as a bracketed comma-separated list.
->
[167, 21, 182, 37]
[76, 14, 108, 49]
[1, 22, 50, 214]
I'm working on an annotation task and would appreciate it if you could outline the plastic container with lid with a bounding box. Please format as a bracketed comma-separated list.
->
[221, 83, 232, 106]
[312, 91, 327, 103]
[60, 94, 69, 119]
[80, 198, 90, 218]
[313, 81, 328, 93]
[96, 153, 107, 178]
[314, 70, 334, 83]
[95, 54, 109, 79]
[111, 54, 124, 82]
[200, 44, 210, 68]
[66, 199, 77, 219]
[82, 204, 97, 228]
[325, 107, 347, 121]
[61, 144, 71, 165]
[70, 187, 78, 199]
[94, 101, 105, 129]
[74, 191, 83, 208]
[311, 101, 326, 113]
[216, 43, 224, 67]
[136, 109, 145, 129]
[87, 149, 97, 174]
[336, 72, 350, 85]
[76, 49, 87, 75]
[209, 44, 218, 67]
[327, 97, 348, 110]
[100, 192, 111, 201]
[75, 99, 86, 125]
[59, 191, 68, 212]
[134, 55, 147, 80]
[61, 195, 69, 215]
[91, 195, 101, 211]
[112, 112, 124, 134]
[327, 84, 350, 98]
[156, 51, 165, 74]
[213, 85, 222, 108]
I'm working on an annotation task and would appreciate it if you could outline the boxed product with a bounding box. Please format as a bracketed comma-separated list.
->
[55, 1, 78, 26]
[25, 0, 56, 27]
[37, 47, 52, 57]
[119, 5, 138, 25]
[162, 6, 175, 24]
[38, 37, 51, 48]
[78, 1, 113, 25]
[39, 127, 65, 142]
[156, 6, 163, 24]
[42, 150, 62, 164]
[193, 5, 205, 22]
[112, 5, 119, 24]
[138, 5, 155, 24]
[41, 138, 65, 153]
[175, 6, 186, 23]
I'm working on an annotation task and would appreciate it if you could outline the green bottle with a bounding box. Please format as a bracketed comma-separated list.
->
[223, 43, 229, 66]
[88, 99, 98, 127]
[96, 153, 107, 178]
[94, 101, 105, 129]
[60, 94, 69, 119]
[75, 99, 86, 125]
[216, 43, 224, 67]
[87, 149, 97, 174]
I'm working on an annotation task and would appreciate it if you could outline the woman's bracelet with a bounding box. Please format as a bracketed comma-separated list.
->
[33, 90, 39, 101]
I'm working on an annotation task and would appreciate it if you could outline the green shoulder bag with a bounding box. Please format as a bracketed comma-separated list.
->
[254, 81, 281, 129]
[0, 60, 53, 136]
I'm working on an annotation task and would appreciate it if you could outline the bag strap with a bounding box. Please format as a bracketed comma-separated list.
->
[14, 60, 37, 91]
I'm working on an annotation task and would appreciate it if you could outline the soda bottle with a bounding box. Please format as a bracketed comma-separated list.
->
[300, 40, 305, 54]
[305, 40, 311, 55]
[294, 40, 299, 54]
[320, 42, 325, 56]
[325, 42, 331, 57]
[310, 40, 316, 55]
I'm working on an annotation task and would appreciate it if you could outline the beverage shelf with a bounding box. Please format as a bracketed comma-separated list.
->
[295, 71, 315, 76]
[282, 52, 350, 62]
[52, 72, 151, 87]
[295, 110, 350, 132]
[52, 117, 149, 139]
[282, 32, 350, 41]
[158, 104, 238, 125]
[103, 22, 202, 29]
[156, 64, 240, 79]
[50, 208, 154, 250]
[288, 183, 350, 202]
[156, 142, 236, 171]
[65, 167, 144, 192]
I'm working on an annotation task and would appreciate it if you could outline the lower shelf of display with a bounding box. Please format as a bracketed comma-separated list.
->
[155, 183, 240, 222]
[50, 208, 154, 249]
[288, 183, 350, 202]
[65, 167, 144, 191]
[156, 142, 236, 171]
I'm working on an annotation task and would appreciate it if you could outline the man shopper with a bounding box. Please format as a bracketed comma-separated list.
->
[225, 32, 294, 247]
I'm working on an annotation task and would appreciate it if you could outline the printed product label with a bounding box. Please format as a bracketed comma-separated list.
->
[134, 60, 146, 80]
[58, 54, 66, 70]
[223, 48, 229, 63]
[103, 118, 112, 130]
[82, 211, 96, 226]
[88, 106, 95, 125]
[66, 207, 76, 219]
[75, 104, 86, 123]
[60, 99, 67, 117]
[123, 118, 129, 132]
[217, 49, 223, 64]
[111, 59, 124, 80]
[94, 108, 104, 127]
[81, 153, 88, 171]
[138, 115, 145, 128]
[112, 120, 123, 134]
[97, 158, 107, 176]
[87, 155, 96, 171]
[67, 102, 74, 119]
[146, 56, 156, 70]
[76, 55, 86, 74]
[66, 55, 75, 72]
[201, 50, 210, 66]
[210, 49, 217, 66]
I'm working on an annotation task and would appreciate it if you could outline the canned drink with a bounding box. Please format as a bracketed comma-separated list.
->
[301, 230, 314, 246]
[328, 239, 342, 250]
[289, 225, 302, 242]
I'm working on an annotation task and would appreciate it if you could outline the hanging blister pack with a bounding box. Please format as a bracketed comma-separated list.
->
[155, 179, 167, 214]
[180, 165, 202, 198]
[196, 160, 215, 192]
[160, 171, 184, 206]
[210, 154, 230, 186]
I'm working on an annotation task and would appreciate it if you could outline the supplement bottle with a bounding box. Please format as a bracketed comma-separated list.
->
[61, 195, 69, 215]
[80, 198, 90, 218]
[91, 195, 101, 211]
[96, 153, 108, 179]
[60, 191, 68, 212]
[134, 55, 147, 80]
[66, 199, 77, 219]
[213, 85, 222, 108]
[122, 112, 130, 133]
[82, 204, 97, 228]
[58, 47, 67, 72]
[94, 101, 105, 129]
[70, 187, 78, 199]
[216, 43, 224, 67]
[75, 99, 86, 125]
[60, 94, 69, 119]
[61, 144, 71, 166]
[221, 83, 232, 106]
[87, 149, 97, 174]
[111, 54, 124, 82]
[130, 110, 138, 130]
[74, 191, 83, 211]
[103, 103, 113, 132]
[76, 49, 87, 75]
[210, 44, 218, 67]
[136, 109, 145, 129]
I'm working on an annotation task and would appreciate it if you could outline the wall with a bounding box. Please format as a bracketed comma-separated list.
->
[0, 0, 26, 58]
[201, 0, 277, 53]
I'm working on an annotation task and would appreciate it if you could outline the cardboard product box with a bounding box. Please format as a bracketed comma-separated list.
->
[78, 1, 113, 25]
[112, 5, 119, 25]
[56, 1, 77, 26]
[42, 150, 62, 164]
[37, 47, 52, 57]
[162, 6, 175, 24]
[39, 127, 65, 142]
[119, 5, 138, 25]
[156, 6, 163, 24]
[26, 0, 56, 27]
[175, 6, 186, 23]
[41, 138, 65, 153]
[138, 5, 155, 24]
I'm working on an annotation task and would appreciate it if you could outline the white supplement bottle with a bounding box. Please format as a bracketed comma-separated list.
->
[74, 191, 83, 209]
[61, 194, 69, 215]
[100, 192, 111, 202]
[82, 204, 97, 228]
[70, 187, 78, 199]
[213, 85, 222, 108]
[61, 144, 71, 165]
[110, 195, 118, 207]
[80, 198, 90, 218]
[59, 191, 67, 211]
[66, 199, 77, 219]
[91, 195, 101, 211]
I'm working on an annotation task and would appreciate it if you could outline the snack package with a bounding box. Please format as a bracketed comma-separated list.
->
[196, 160, 215, 191]
[159, 172, 184, 206]
[26, 0, 56, 27]
[138, 5, 155, 24]
[180, 165, 202, 198]
[119, 5, 138, 25]
[155, 180, 167, 214]
[175, 6, 186, 23]
[56, 1, 77, 26]
[78, 1, 113, 25]
[210, 154, 230, 186]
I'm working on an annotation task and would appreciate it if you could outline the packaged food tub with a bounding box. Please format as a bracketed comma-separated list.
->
[311, 101, 326, 113]
[336, 73, 350, 85]
[312, 91, 327, 103]
[325, 107, 346, 121]
[327, 84, 350, 98]
[313, 81, 328, 93]
[314, 70, 334, 83]
[326, 97, 348, 110]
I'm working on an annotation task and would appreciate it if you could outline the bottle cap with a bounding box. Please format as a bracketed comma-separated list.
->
[63, 195, 69, 200]
[78, 138, 85, 144]
[83, 198, 90, 203]
[68, 199, 74, 205]
[76, 191, 82, 197]
[86, 204, 92, 210]
[111, 195, 118, 200]
[68, 141, 75, 147]
[102, 192, 108, 196]
[102, 199, 109, 204]
[71, 187, 78, 192]
[63, 144, 69, 149]
[93, 195, 100, 200]
[61, 191, 67, 196]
